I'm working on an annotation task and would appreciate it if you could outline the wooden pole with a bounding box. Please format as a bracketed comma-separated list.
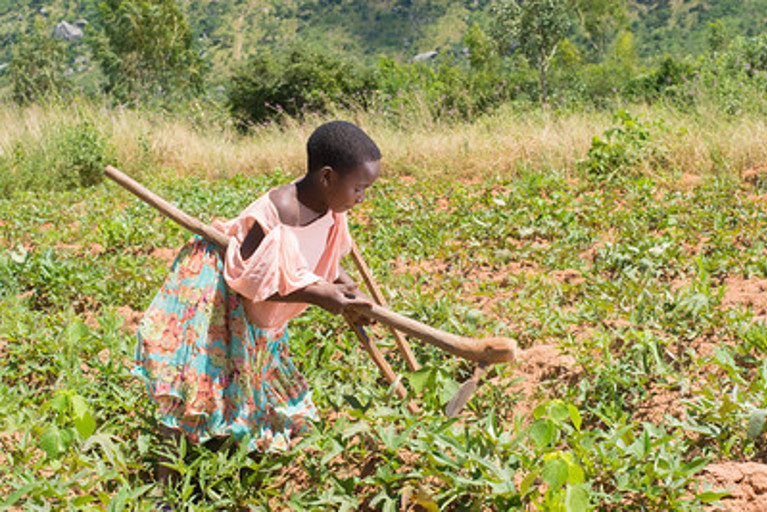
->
[349, 242, 421, 372]
[105, 165, 418, 413]
[105, 165, 517, 364]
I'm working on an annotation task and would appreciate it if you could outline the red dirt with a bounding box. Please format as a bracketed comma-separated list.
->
[722, 276, 767, 320]
[701, 462, 767, 511]
[549, 268, 586, 286]
[115, 305, 143, 336]
[150, 247, 177, 266]
[743, 163, 767, 186]
[489, 344, 577, 419]
[680, 172, 702, 189]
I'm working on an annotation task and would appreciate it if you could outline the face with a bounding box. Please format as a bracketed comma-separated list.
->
[324, 160, 381, 213]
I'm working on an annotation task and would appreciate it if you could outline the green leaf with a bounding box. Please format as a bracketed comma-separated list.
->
[409, 367, 433, 395]
[65, 320, 89, 344]
[72, 495, 95, 507]
[71, 394, 96, 439]
[566, 483, 590, 511]
[50, 392, 69, 413]
[519, 470, 539, 495]
[83, 433, 126, 470]
[40, 425, 63, 459]
[437, 377, 460, 406]
[747, 409, 767, 441]
[549, 401, 569, 422]
[529, 419, 555, 449]
[567, 461, 585, 485]
[697, 489, 731, 503]
[541, 458, 568, 489]
[568, 404, 582, 431]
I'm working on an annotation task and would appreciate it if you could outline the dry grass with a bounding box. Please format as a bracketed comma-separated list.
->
[1, 101, 766, 181]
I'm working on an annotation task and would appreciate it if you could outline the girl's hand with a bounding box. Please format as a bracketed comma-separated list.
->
[309, 281, 373, 316]
[334, 268, 375, 325]
[339, 283, 375, 326]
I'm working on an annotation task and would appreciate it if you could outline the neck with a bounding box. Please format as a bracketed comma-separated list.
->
[295, 175, 328, 216]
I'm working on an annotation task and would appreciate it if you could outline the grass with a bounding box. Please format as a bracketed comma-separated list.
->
[1, 100, 767, 186]
[1, 100, 767, 509]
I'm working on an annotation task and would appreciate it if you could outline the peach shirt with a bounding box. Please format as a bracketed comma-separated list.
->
[212, 190, 352, 330]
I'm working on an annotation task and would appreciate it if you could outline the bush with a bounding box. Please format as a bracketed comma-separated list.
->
[9, 19, 74, 105]
[0, 120, 113, 196]
[90, 0, 207, 105]
[579, 110, 672, 179]
[227, 44, 529, 129]
[373, 56, 530, 124]
[227, 45, 377, 129]
[628, 56, 697, 103]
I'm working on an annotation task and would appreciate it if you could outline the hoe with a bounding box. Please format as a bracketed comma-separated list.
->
[105, 165, 517, 416]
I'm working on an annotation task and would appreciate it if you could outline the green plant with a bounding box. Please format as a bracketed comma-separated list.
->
[580, 110, 672, 179]
[8, 18, 74, 105]
[2, 119, 112, 195]
[227, 45, 376, 129]
[490, 0, 572, 106]
[89, 0, 207, 104]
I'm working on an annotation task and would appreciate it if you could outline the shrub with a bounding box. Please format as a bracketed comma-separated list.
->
[89, 0, 207, 105]
[580, 110, 672, 179]
[628, 55, 697, 103]
[227, 45, 377, 129]
[1, 120, 113, 196]
[8, 19, 74, 105]
[373, 56, 528, 123]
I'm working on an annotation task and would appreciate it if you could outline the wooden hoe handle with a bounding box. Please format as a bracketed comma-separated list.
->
[349, 243, 421, 372]
[104, 165, 517, 365]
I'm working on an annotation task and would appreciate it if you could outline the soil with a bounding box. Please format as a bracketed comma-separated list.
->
[386, 249, 767, 507]
[74, 202, 767, 508]
[491, 344, 577, 419]
[115, 305, 143, 336]
[722, 276, 767, 321]
[701, 462, 767, 511]
[151, 247, 177, 266]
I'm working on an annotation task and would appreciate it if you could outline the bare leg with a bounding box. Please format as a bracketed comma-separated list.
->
[156, 424, 185, 488]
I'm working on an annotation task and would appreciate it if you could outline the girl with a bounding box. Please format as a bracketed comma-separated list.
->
[133, 121, 380, 482]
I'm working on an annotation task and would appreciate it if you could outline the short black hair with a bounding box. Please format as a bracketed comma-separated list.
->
[307, 121, 381, 174]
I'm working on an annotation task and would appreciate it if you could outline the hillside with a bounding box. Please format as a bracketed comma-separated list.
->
[0, 0, 766, 94]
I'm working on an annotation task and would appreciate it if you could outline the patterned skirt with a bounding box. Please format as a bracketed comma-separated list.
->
[133, 238, 317, 452]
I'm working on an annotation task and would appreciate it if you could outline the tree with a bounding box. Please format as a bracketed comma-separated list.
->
[227, 45, 376, 130]
[464, 23, 498, 70]
[575, 0, 628, 59]
[491, 0, 571, 107]
[9, 19, 74, 105]
[89, 0, 206, 104]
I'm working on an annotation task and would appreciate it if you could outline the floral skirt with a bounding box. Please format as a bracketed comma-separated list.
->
[133, 237, 317, 452]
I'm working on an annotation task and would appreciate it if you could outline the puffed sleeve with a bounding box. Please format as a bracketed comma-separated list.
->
[212, 198, 321, 303]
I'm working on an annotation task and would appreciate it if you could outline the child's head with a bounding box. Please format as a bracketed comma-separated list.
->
[306, 121, 381, 213]
[307, 120, 381, 175]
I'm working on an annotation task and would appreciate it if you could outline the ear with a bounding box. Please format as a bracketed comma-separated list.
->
[319, 166, 338, 186]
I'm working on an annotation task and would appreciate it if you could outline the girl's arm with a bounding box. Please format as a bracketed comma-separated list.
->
[334, 266, 374, 324]
[266, 279, 372, 315]
[242, 220, 372, 315]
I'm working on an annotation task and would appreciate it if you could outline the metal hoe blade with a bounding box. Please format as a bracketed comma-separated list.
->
[444, 363, 489, 417]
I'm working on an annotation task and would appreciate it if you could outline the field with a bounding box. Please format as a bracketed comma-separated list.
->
[2, 103, 767, 510]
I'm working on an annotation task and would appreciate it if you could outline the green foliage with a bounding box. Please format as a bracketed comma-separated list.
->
[580, 110, 673, 179]
[0, 119, 112, 196]
[8, 18, 74, 104]
[89, 0, 206, 104]
[464, 23, 498, 70]
[7, 145, 767, 508]
[629, 55, 697, 104]
[490, 0, 571, 104]
[227, 45, 376, 128]
[573, 0, 628, 58]
[375, 55, 523, 123]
